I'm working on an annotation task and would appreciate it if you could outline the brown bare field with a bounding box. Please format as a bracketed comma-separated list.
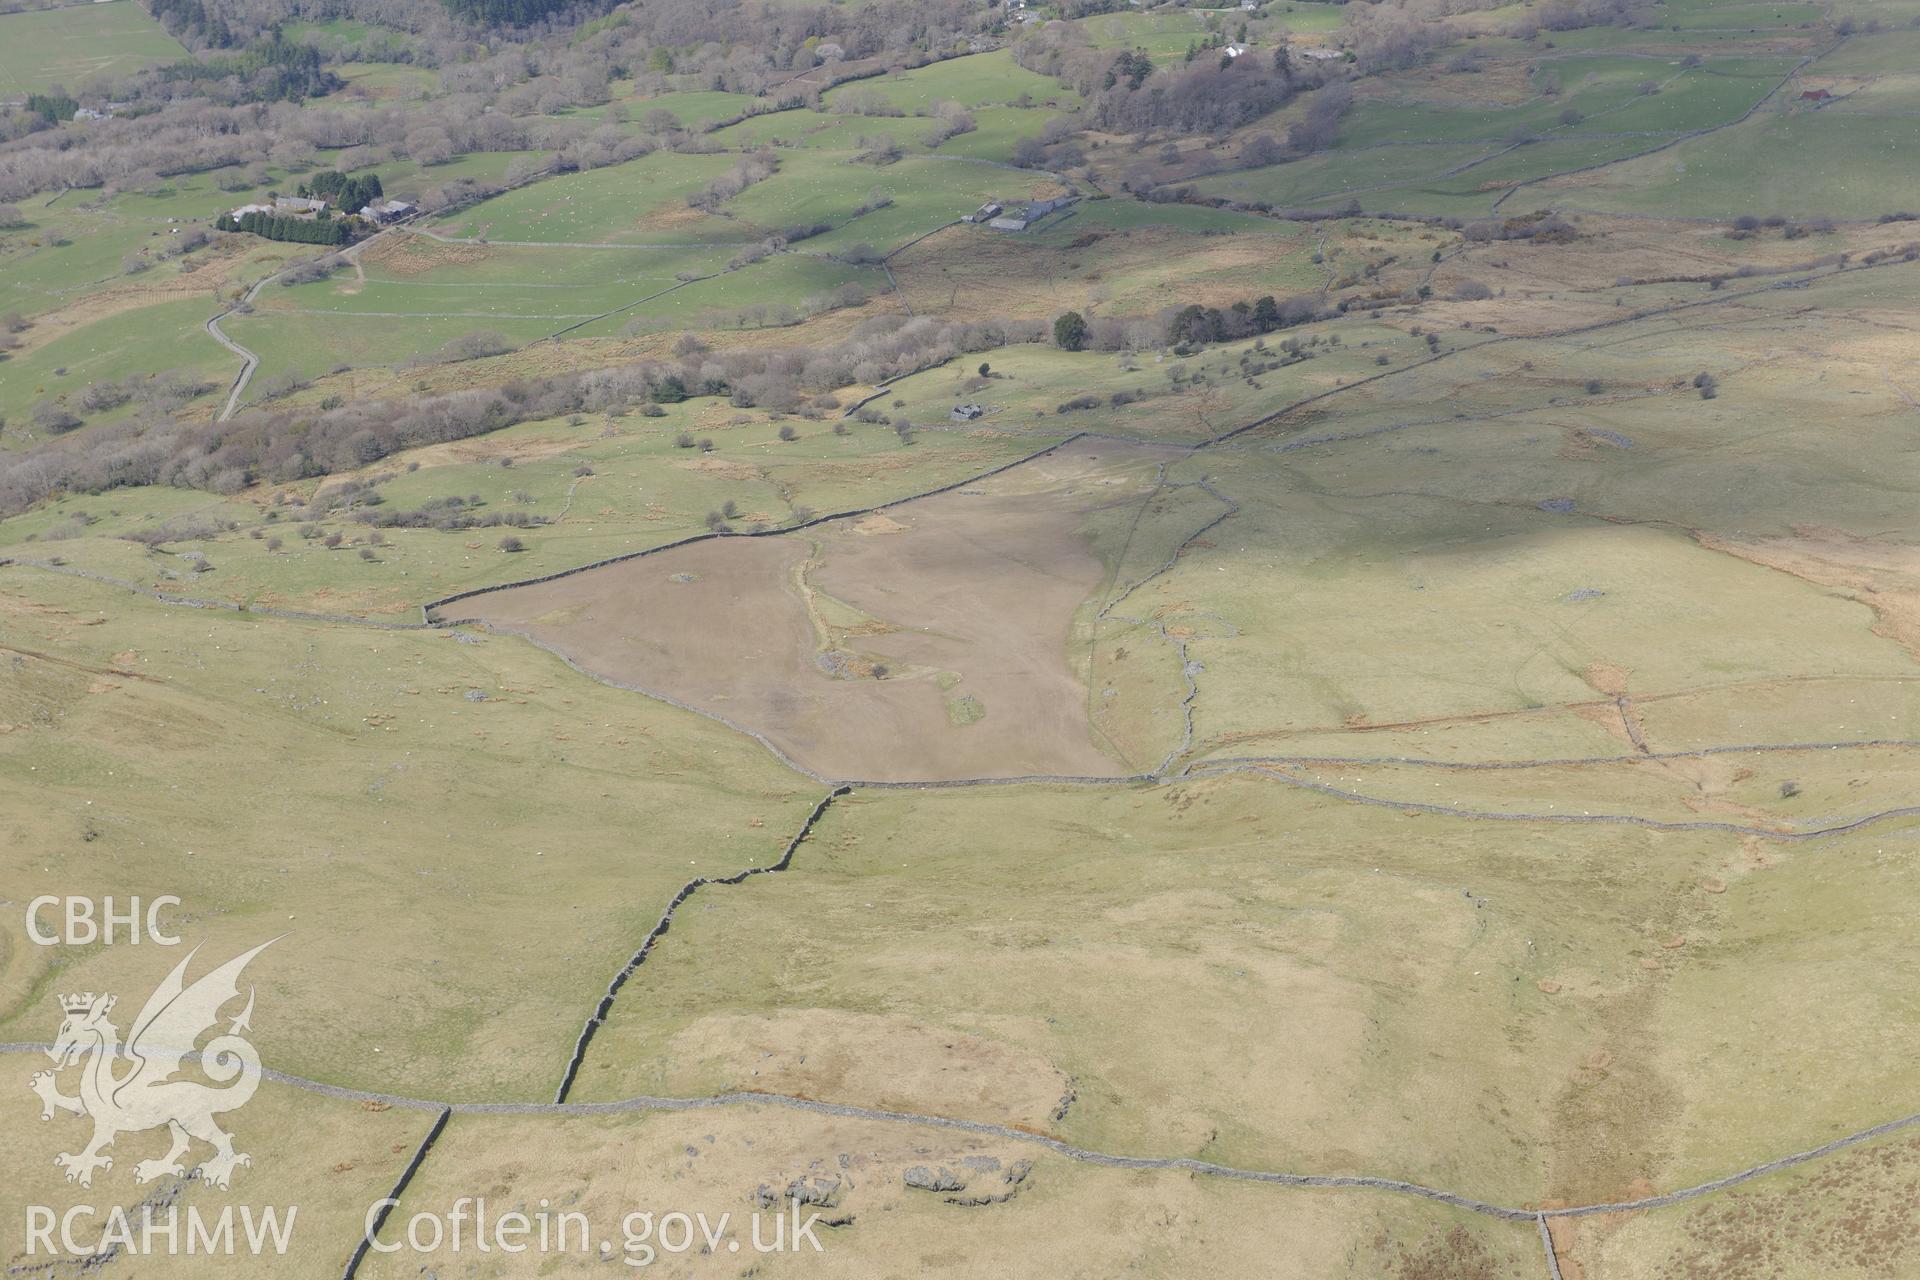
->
[457, 439, 1179, 781]
[355, 234, 489, 277]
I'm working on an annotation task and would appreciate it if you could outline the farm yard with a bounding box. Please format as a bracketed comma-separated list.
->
[3, 0, 1920, 1274]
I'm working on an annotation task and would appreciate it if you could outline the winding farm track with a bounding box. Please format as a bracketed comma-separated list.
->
[204, 280, 268, 422]
[206, 220, 417, 421]
[200, 145, 1053, 422]
[202, 168, 563, 420]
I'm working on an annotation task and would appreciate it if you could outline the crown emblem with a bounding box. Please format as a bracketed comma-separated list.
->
[34, 940, 277, 1192]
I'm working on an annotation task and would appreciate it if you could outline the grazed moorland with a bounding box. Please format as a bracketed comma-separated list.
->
[2, 0, 1919, 1273]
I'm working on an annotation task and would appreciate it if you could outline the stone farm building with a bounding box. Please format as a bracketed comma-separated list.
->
[360, 198, 417, 223]
[987, 196, 1077, 231]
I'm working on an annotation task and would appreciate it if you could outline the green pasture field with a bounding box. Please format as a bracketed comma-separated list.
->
[1336, 55, 1790, 149]
[1298, 265, 1920, 526]
[0, 208, 212, 321]
[1515, 22, 1798, 50]
[1145, 266, 1920, 754]
[1568, 54, 1793, 131]
[0, 164, 346, 322]
[282, 16, 379, 39]
[1821, 0, 1920, 21]
[222, 310, 560, 393]
[1269, 1, 1348, 34]
[1657, 0, 1827, 28]
[245, 238, 886, 368]
[720, 151, 1013, 254]
[889, 203, 1348, 321]
[329, 149, 525, 201]
[429, 150, 746, 244]
[624, 88, 760, 128]
[1079, 9, 1220, 49]
[822, 49, 1077, 112]
[1812, 27, 1920, 75]
[332, 61, 437, 100]
[709, 108, 950, 153]
[1298, 134, 1673, 215]
[0, 0, 185, 97]
[272, 239, 735, 325]
[1824, 75, 1920, 115]
[559, 86, 759, 127]
[1159, 450, 1919, 748]
[1817, 30, 1920, 114]
[1036, 197, 1292, 236]
[1191, 141, 1501, 209]
[0, 407, 1056, 615]
[1532, 111, 1920, 218]
[569, 252, 889, 336]
[930, 102, 1071, 161]
[709, 101, 1067, 166]
[0, 296, 229, 437]
[1276, 746, 1920, 828]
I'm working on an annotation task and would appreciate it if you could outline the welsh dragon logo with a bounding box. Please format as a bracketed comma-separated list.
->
[29, 939, 277, 1190]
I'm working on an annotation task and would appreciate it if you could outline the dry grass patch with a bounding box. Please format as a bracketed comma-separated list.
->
[1561, 1129, 1920, 1279]
[0, 1078, 432, 1278]
[569, 776, 1920, 1205]
[0, 573, 819, 1100]
[360, 1103, 1541, 1278]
